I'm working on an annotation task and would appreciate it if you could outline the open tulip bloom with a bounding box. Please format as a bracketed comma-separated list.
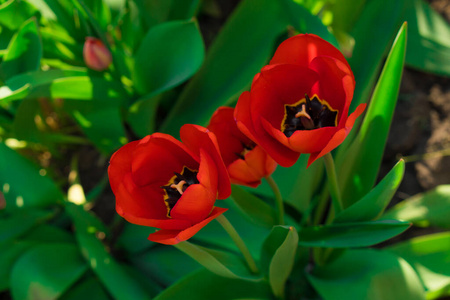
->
[235, 34, 366, 168]
[108, 124, 230, 245]
[103, 25, 424, 299]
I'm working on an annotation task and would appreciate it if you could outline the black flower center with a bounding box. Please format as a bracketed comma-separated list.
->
[235, 141, 256, 160]
[282, 94, 338, 137]
[161, 167, 199, 217]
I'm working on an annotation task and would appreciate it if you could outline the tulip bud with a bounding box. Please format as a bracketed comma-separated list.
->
[83, 37, 112, 71]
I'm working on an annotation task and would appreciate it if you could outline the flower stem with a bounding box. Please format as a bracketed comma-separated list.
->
[216, 214, 259, 274]
[323, 153, 343, 215]
[265, 175, 284, 225]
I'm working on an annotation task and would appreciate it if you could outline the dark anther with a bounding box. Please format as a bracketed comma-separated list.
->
[235, 141, 256, 160]
[282, 95, 338, 137]
[161, 167, 199, 216]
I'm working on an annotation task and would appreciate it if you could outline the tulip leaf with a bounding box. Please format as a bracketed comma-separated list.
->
[0, 240, 34, 291]
[127, 93, 162, 138]
[298, 220, 410, 248]
[261, 226, 298, 299]
[133, 19, 204, 95]
[175, 241, 263, 282]
[231, 184, 277, 228]
[0, 142, 64, 211]
[382, 185, 450, 229]
[193, 199, 270, 257]
[65, 203, 151, 300]
[160, 0, 289, 136]
[279, 0, 338, 47]
[403, 0, 450, 76]
[115, 222, 156, 255]
[336, 23, 407, 208]
[59, 275, 110, 300]
[129, 244, 200, 286]
[0, 0, 38, 31]
[387, 232, 450, 299]
[334, 159, 405, 223]
[307, 248, 426, 300]
[346, 0, 407, 112]
[254, 155, 324, 214]
[0, 210, 53, 244]
[0, 18, 42, 81]
[154, 269, 272, 300]
[10, 243, 88, 300]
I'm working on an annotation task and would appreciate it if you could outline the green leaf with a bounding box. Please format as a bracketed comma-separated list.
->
[261, 226, 298, 298]
[0, 18, 42, 80]
[298, 220, 410, 248]
[387, 232, 450, 299]
[0, 210, 53, 243]
[253, 154, 324, 214]
[66, 203, 151, 300]
[403, 0, 450, 76]
[59, 275, 110, 300]
[0, 241, 34, 291]
[382, 185, 450, 228]
[0, 142, 64, 211]
[10, 243, 88, 300]
[133, 20, 204, 95]
[154, 269, 272, 300]
[346, 0, 407, 112]
[334, 159, 405, 223]
[130, 244, 200, 286]
[337, 23, 407, 208]
[65, 101, 127, 155]
[127, 93, 161, 138]
[160, 0, 289, 136]
[0, 0, 38, 31]
[0, 70, 126, 103]
[175, 241, 262, 282]
[231, 185, 277, 228]
[115, 222, 155, 255]
[279, 0, 338, 47]
[307, 248, 426, 300]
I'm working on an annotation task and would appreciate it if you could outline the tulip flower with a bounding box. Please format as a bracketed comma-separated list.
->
[108, 125, 231, 245]
[235, 34, 366, 167]
[207, 106, 277, 187]
[83, 37, 112, 71]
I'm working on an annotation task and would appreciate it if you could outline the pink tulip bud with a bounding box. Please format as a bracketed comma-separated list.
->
[83, 37, 112, 71]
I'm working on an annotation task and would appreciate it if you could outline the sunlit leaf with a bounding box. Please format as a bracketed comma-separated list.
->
[337, 23, 407, 208]
[307, 249, 426, 300]
[382, 185, 450, 229]
[334, 159, 405, 223]
[298, 220, 410, 248]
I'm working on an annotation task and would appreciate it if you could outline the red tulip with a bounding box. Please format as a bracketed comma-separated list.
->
[108, 125, 231, 245]
[207, 107, 277, 187]
[83, 37, 112, 71]
[235, 34, 366, 168]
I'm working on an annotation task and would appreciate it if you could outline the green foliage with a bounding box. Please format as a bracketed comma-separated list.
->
[0, 0, 447, 299]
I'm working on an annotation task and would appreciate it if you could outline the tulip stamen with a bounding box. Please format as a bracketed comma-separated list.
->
[170, 180, 187, 195]
[161, 167, 199, 217]
[282, 94, 338, 137]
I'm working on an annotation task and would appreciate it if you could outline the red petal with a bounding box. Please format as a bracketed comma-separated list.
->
[207, 107, 252, 166]
[309, 56, 355, 123]
[147, 207, 228, 245]
[171, 150, 217, 224]
[180, 124, 231, 199]
[270, 34, 351, 73]
[108, 140, 139, 196]
[345, 103, 367, 130]
[131, 133, 198, 187]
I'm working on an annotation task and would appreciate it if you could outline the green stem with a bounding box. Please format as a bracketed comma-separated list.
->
[265, 175, 284, 225]
[323, 153, 343, 215]
[216, 214, 259, 274]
